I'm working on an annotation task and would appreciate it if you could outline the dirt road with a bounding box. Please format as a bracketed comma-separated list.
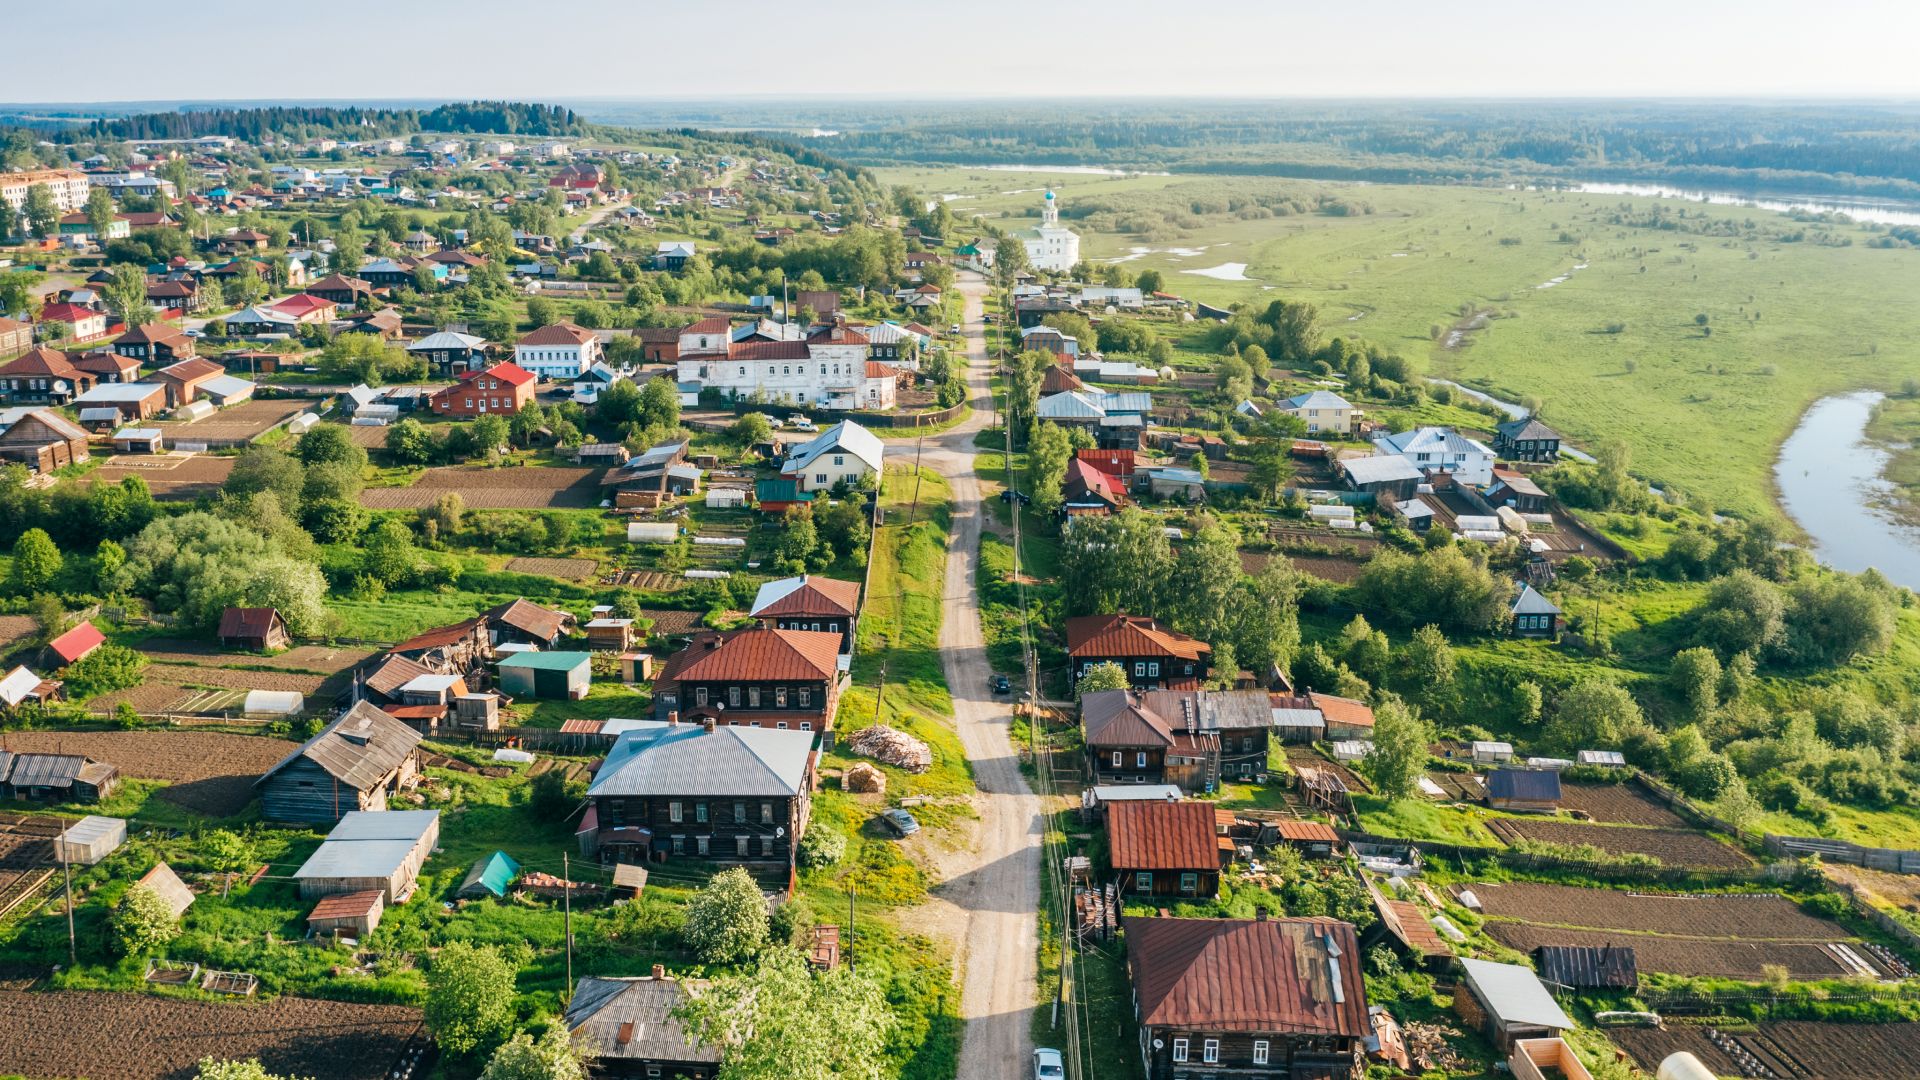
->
[922, 272, 1043, 1079]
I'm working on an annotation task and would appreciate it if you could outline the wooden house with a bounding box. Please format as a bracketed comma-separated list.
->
[5, 752, 118, 802]
[1510, 585, 1561, 638]
[1310, 692, 1376, 740]
[291, 809, 440, 902]
[46, 621, 105, 666]
[650, 627, 841, 732]
[566, 971, 721, 1080]
[484, 598, 572, 648]
[389, 616, 489, 674]
[748, 574, 861, 654]
[580, 719, 816, 872]
[219, 606, 291, 652]
[1488, 468, 1551, 513]
[0, 409, 91, 472]
[1125, 914, 1370, 1079]
[1485, 768, 1562, 813]
[1108, 799, 1224, 898]
[115, 323, 196, 368]
[256, 701, 423, 824]
[307, 889, 386, 939]
[1493, 418, 1563, 463]
[1066, 613, 1210, 691]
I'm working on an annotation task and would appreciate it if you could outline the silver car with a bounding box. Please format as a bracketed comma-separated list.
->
[1032, 1048, 1065, 1080]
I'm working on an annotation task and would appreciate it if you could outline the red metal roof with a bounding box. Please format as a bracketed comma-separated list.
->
[516, 321, 595, 346]
[267, 293, 335, 319]
[308, 889, 384, 921]
[218, 607, 283, 639]
[48, 622, 105, 665]
[1065, 614, 1209, 662]
[753, 576, 860, 619]
[1308, 692, 1375, 730]
[158, 358, 222, 383]
[728, 340, 809, 361]
[1106, 800, 1219, 871]
[658, 627, 840, 684]
[121, 321, 192, 347]
[458, 361, 535, 387]
[0, 347, 84, 381]
[681, 316, 730, 336]
[1125, 915, 1370, 1036]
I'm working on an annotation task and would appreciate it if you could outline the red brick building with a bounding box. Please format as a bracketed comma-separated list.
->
[429, 361, 535, 417]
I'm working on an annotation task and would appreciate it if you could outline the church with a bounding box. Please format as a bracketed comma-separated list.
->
[1018, 189, 1081, 272]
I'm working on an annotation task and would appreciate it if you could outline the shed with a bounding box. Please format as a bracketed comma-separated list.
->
[47, 621, 105, 665]
[618, 652, 654, 683]
[113, 427, 164, 454]
[8, 752, 117, 801]
[584, 619, 635, 651]
[458, 850, 522, 899]
[498, 650, 592, 700]
[628, 522, 679, 544]
[1534, 944, 1638, 991]
[241, 689, 304, 716]
[219, 606, 291, 651]
[1457, 957, 1575, 1050]
[292, 808, 440, 902]
[0, 665, 51, 707]
[307, 889, 386, 939]
[1485, 768, 1562, 813]
[52, 815, 127, 865]
[134, 861, 196, 920]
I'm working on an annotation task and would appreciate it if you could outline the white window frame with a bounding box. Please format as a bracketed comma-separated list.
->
[1111, 751, 1123, 768]
[668, 801, 683, 823]
[1202, 1039, 1220, 1064]
[1253, 1040, 1269, 1065]
[1171, 1038, 1188, 1063]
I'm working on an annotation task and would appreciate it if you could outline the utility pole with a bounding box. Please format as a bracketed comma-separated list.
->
[63, 852, 75, 967]
[562, 851, 573, 994]
[847, 881, 856, 974]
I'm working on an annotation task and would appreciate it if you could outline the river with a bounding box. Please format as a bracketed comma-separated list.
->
[1566, 182, 1920, 229]
[1775, 391, 1920, 589]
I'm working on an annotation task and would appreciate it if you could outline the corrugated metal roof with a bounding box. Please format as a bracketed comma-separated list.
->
[1460, 958, 1575, 1030]
[1066, 614, 1208, 662]
[1310, 692, 1375, 730]
[1534, 945, 1637, 990]
[361, 654, 433, 698]
[1343, 456, 1424, 485]
[565, 977, 721, 1064]
[1107, 800, 1218, 871]
[1275, 820, 1341, 843]
[1511, 585, 1562, 616]
[658, 628, 838, 683]
[588, 723, 814, 798]
[498, 650, 591, 673]
[308, 889, 384, 922]
[1375, 895, 1452, 960]
[326, 810, 438, 843]
[293, 838, 420, 881]
[9, 753, 84, 788]
[487, 599, 569, 641]
[750, 575, 860, 619]
[258, 701, 421, 793]
[1487, 769, 1562, 802]
[1125, 915, 1369, 1036]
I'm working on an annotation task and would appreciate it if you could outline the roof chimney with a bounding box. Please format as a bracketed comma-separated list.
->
[1255, 906, 1270, 921]
[651, 963, 665, 979]
[667, 710, 680, 726]
[702, 716, 716, 734]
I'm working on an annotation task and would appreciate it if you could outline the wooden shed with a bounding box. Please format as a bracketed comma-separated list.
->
[6, 752, 118, 802]
[256, 701, 423, 824]
[307, 889, 386, 939]
[1485, 768, 1562, 813]
[52, 815, 126, 865]
[292, 809, 440, 903]
[219, 606, 291, 652]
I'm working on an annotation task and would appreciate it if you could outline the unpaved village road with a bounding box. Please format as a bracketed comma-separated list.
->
[916, 272, 1043, 1079]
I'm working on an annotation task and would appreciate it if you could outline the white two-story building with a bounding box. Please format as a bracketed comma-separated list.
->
[1371, 426, 1496, 487]
[676, 320, 898, 411]
[514, 322, 603, 381]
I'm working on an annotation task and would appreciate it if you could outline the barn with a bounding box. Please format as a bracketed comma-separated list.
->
[1485, 768, 1562, 813]
[256, 701, 423, 824]
[292, 809, 440, 902]
[497, 651, 592, 700]
[219, 606, 291, 652]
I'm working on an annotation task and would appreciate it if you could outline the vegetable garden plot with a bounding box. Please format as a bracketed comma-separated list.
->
[1614, 1021, 1920, 1080]
[1556, 782, 1690, 827]
[1458, 882, 1851, 939]
[1485, 923, 1889, 979]
[1487, 817, 1752, 869]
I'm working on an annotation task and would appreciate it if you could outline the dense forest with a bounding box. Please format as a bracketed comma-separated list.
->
[52, 101, 589, 144]
[582, 99, 1920, 200]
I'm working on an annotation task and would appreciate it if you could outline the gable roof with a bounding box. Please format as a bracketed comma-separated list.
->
[409, 331, 486, 353]
[784, 420, 883, 475]
[485, 598, 569, 641]
[462, 361, 534, 387]
[0, 347, 84, 381]
[1375, 426, 1492, 459]
[1125, 915, 1369, 1037]
[258, 701, 422, 793]
[5, 409, 89, 443]
[1063, 458, 1119, 504]
[391, 615, 484, 654]
[658, 627, 840, 684]
[47, 622, 105, 665]
[307, 273, 372, 294]
[566, 976, 720, 1065]
[1487, 768, 1562, 802]
[1342, 456, 1425, 486]
[0, 665, 44, 707]
[118, 322, 191, 347]
[158, 357, 222, 383]
[219, 607, 285, 639]
[1035, 390, 1106, 421]
[7, 753, 86, 789]
[587, 721, 815, 798]
[360, 654, 435, 698]
[1107, 799, 1219, 870]
[1496, 417, 1562, 442]
[267, 294, 335, 319]
[135, 861, 195, 919]
[750, 575, 860, 620]
[1081, 688, 1269, 748]
[1285, 390, 1353, 411]
[1511, 584, 1562, 616]
[1065, 614, 1209, 662]
[1307, 692, 1374, 730]
[459, 850, 522, 898]
[518, 321, 595, 347]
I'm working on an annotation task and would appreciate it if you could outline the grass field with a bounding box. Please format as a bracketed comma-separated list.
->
[884, 166, 1920, 519]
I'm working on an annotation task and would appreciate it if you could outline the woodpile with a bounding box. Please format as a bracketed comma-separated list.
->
[844, 763, 887, 794]
[1403, 1020, 1465, 1072]
[846, 724, 932, 773]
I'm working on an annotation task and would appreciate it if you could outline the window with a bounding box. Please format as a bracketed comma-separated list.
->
[760, 837, 774, 856]
[1136, 751, 1148, 768]
[695, 802, 709, 824]
[733, 802, 746, 824]
[761, 802, 774, 824]
[775, 687, 787, 707]
[1171, 1039, 1188, 1063]
[816, 473, 827, 484]
[728, 686, 741, 707]
[1202, 1039, 1219, 1064]
[1134, 662, 1146, 677]
[1111, 751, 1123, 768]
[735, 835, 749, 856]
[696, 835, 710, 855]
[669, 801, 683, 823]
[1134, 871, 1152, 892]
[833, 455, 844, 465]
[1180, 872, 1199, 894]
[800, 721, 812, 731]
[748, 687, 761, 708]
[1148, 662, 1160, 677]
[695, 687, 708, 706]
[671, 835, 685, 854]
[1252, 1041, 1269, 1065]
[798, 687, 811, 708]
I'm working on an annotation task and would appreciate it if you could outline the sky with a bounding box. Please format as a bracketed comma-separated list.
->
[13, 0, 1920, 103]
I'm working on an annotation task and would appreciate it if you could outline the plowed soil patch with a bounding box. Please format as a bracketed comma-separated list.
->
[1557, 782, 1689, 827]
[506, 556, 598, 580]
[0, 730, 296, 816]
[1488, 818, 1751, 869]
[135, 638, 373, 674]
[1615, 1021, 1920, 1080]
[0, 990, 420, 1080]
[1461, 882, 1847, 939]
[1485, 923, 1885, 979]
[361, 465, 604, 509]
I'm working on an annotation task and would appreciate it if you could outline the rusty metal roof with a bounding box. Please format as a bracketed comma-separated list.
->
[1066, 613, 1209, 662]
[1124, 915, 1369, 1036]
[1275, 820, 1342, 844]
[1107, 800, 1219, 872]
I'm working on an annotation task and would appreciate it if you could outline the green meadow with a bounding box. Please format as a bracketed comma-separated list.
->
[884, 166, 1920, 520]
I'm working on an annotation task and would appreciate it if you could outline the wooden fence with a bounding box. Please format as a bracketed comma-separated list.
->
[1333, 826, 1795, 887]
[1765, 834, 1920, 875]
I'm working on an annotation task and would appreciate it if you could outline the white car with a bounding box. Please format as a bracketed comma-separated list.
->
[1032, 1048, 1065, 1080]
[788, 416, 817, 432]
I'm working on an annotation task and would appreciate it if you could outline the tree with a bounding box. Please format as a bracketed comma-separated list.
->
[479, 1025, 585, 1080]
[1006, 349, 1052, 436]
[636, 376, 681, 432]
[682, 867, 770, 964]
[1027, 421, 1074, 518]
[729, 412, 772, 448]
[992, 233, 1029, 288]
[1057, 507, 1171, 618]
[296, 422, 369, 471]
[200, 829, 256, 877]
[85, 186, 117, 242]
[26, 592, 70, 648]
[1166, 520, 1243, 646]
[1246, 437, 1296, 502]
[1694, 570, 1786, 658]
[1351, 546, 1512, 634]
[194, 1060, 303, 1080]
[362, 520, 417, 585]
[319, 334, 418, 384]
[8, 528, 62, 595]
[1665, 725, 1736, 800]
[1357, 698, 1434, 802]
[223, 263, 267, 309]
[1075, 661, 1130, 698]
[816, 500, 870, 559]
[1225, 561, 1301, 676]
[425, 941, 518, 1056]
[103, 263, 155, 329]
[23, 183, 58, 239]
[774, 505, 822, 573]
[1401, 625, 1456, 693]
[525, 296, 560, 328]
[386, 418, 434, 464]
[224, 446, 306, 515]
[1782, 573, 1897, 666]
[1667, 647, 1722, 724]
[93, 538, 128, 596]
[674, 947, 891, 1080]
[1545, 677, 1652, 758]
[111, 883, 180, 955]
[61, 643, 149, 699]
[469, 414, 510, 457]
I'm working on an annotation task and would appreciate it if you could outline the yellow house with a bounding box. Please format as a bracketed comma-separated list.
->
[1282, 390, 1356, 436]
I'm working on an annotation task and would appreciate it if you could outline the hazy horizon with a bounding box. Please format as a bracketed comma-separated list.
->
[14, 0, 1920, 103]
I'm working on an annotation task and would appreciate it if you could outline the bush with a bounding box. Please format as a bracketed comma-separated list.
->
[60, 644, 148, 701]
[111, 884, 179, 955]
[797, 826, 848, 869]
[1803, 892, 1852, 919]
[681, 867, 769, 964]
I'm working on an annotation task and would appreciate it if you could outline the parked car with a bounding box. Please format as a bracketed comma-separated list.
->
[998, 489, 1031, 506]
[949, 323, 962, 333]
[879, 808, 920, 838]
[990, 674, 1011, 695]
[788, 416, 817, 432]
[1032, 1049, 1065, 1080]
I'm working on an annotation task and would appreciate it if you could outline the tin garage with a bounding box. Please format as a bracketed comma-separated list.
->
[292, 809, 440, 903]
[498, 651, 592, 700]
